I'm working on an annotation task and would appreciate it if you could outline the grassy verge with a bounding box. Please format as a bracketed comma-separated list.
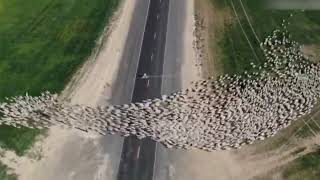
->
[204, 0, 320, 150]
[203, 0, 320, 177]
[0, 162, 16, 180]
[282, 149, 320, 180]
[256, 148, 320, 180]
[296, 109, 320, 138]
[210, 0, 320, 75]
[252, 102, 320, 153]
[195, 0, 233, 78]
[0, 0, 119, 155]
[0, 125, 45, 156]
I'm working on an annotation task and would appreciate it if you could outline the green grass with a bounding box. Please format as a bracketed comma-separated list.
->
[0, 0, 119, 98]
[0, 0, 119, 155]
[211, 0, 320, 75]
[253, 102, 320, 153]
[295, 106, 320, 138]
[282, 149, 320, 180]
[209, 0, 320, 147]
[0, 125, 45, 156]
[0, 163, 16, 180]
[296, 118, 320, 138]
[205, 0, 320, 178]
[206, 1, 320, 178]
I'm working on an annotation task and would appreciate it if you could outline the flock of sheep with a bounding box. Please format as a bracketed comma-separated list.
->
[0, 27, 320, 151]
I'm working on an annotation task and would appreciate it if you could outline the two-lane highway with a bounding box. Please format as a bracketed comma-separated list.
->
[117, 0, 170, 180]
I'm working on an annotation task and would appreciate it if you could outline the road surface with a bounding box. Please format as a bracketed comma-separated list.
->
[154, 0, 198, 180]
[116, 0, 170, 180]
[110, 0, 150, 105]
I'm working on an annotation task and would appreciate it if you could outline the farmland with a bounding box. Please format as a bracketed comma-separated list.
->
[0, 0, 119, 156]
[208, 0, 320, 74]
[195, 0, 320, 179]
[0, 162, 16, 180]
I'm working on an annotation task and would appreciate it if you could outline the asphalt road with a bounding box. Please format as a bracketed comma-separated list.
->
[110, 0, 150, 105]
[154, 0, 192, 180]
[161, 0, 187, 95]
[116, 0, 170, 180]
[106, 1, 150, 179]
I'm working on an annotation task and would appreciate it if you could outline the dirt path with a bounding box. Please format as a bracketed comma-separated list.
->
[194, 0, 232, 78]
[166, 133, 320, 180]
[61, 0, 136, 108]
[0, 0, 137, 179]
[180, 0, 201, 89]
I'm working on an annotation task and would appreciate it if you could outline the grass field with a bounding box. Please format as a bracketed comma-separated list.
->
[210, 0, 320, 75]
[255, 148, 320, 180]
[281, 149, 320, 180]
[203, 0, 320, 178]
[0, 162, 16, 180]
[0, 125, 45, 156]
[207, 0, 320, 145]
[248, 101, 320, 153]
[0, 0, 119, 156]
[296, 113, 320, 138]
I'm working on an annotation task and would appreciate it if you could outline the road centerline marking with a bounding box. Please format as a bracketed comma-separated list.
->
[154, 32, 157, 40]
